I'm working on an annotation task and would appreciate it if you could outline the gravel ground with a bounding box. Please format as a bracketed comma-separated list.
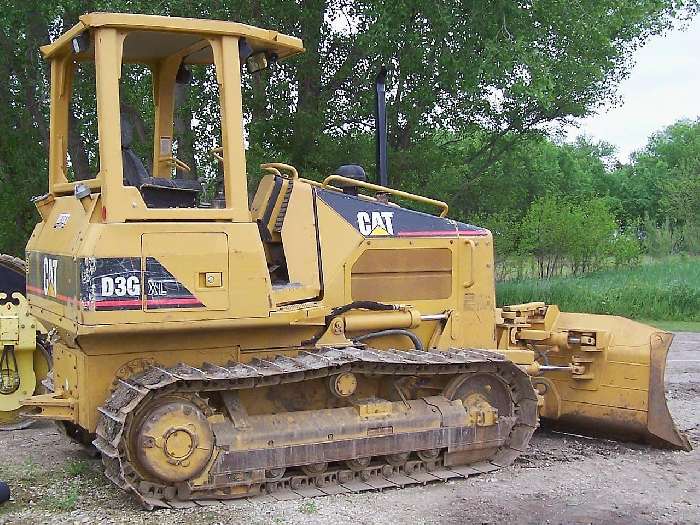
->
[0, 332, 698, 525]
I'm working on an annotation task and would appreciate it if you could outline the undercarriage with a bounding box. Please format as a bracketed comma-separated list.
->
[94, 347, 537, 509]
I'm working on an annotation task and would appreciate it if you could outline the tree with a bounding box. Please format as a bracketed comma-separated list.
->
[614, 119, 700, 248]
[0, 0, 696, 256]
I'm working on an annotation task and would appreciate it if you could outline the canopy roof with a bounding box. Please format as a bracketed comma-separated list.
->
[41, 12, 305, 62]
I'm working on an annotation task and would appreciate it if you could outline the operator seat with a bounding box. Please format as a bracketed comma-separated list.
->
[120, 115, 202, 208]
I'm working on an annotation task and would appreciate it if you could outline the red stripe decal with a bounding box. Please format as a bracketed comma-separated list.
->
[26, 284, 78, 304]
[95, 298, 204, 308]
[27, 289, 204, 309]
[94, 299, 142, 307]
[147, 297, 204, 306]
[397, 230, 487, 237]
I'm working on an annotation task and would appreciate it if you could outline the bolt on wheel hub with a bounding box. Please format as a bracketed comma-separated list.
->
[163, 427, 198, 462]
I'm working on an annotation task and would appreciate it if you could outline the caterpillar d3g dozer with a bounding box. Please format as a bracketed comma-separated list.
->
[0, 255, 51, 430]
[20, 12, 689, 509]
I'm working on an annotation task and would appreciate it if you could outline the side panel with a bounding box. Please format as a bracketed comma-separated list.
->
[142, 232, 229, 311]
[455, 237, 498, 349]
[27, 213, 274, 327]
[279, 184, 321, 297]
[26, 195, 92, 325]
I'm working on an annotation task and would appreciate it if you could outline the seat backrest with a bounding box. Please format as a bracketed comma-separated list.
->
[121, 114, 148, 187]
[122, 149, 149, 187]
[119, 114, 201, 208]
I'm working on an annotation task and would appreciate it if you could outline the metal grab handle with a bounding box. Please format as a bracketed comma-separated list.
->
[210, 146, 224, 163]
[159, 156, 191, 173]
[260, 163, 299, 180]
[173, 157, 191, 172]
[321, 175, 449, 217]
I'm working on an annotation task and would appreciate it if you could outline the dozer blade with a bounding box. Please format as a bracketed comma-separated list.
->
[534, 313, 691, 451]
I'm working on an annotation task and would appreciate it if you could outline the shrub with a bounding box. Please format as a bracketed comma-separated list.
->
[519, 196, 617, 278]
[681, 221, 700, 255]
[567, 199, 617, 274]
[519, 197, 573, 278]
[473, 211, 521, 280]
[643, 217, 678, 256]
[609, 232, 643, 267]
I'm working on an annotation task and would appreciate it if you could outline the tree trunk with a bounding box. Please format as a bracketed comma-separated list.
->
[173, 85, 197, 180]
[54, 10, 95, 179]
[68, 112, 93, 180]
[290, 0, 325, 171]
[23, 7, 51, 150]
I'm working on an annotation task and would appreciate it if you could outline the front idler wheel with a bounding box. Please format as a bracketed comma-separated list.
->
[443, 373, 513, 426]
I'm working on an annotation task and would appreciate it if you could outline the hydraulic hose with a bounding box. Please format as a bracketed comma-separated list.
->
[353, 328, 424, 351]
[328, 301, 397, 319]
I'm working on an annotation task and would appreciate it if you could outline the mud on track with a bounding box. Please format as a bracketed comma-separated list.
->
[1, 333, 698, 524]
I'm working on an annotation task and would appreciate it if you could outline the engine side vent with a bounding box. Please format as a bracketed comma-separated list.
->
[351, 248, 452, 301]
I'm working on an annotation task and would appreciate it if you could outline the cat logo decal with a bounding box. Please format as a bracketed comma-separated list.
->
[356, 211, 395, 236]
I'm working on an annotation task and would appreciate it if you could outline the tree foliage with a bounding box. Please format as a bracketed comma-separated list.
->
[0, 0, 697, 256]
[610, 119, 700, 254]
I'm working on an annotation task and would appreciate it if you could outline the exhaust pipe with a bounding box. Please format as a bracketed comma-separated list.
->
[375, 66, 388, 187]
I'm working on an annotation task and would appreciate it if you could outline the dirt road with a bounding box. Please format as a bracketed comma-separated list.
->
[1, 333, 698, 524]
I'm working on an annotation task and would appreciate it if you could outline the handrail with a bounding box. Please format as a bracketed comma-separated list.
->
[260, 163, 298, 180]
[299, 178, 383, 205]
[53, 178, 102, 194]
[321, 175, 449, 217]
[159, 155, 191, 173]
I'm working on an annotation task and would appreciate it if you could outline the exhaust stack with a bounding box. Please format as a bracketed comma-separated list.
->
[375, 66, 388, 187]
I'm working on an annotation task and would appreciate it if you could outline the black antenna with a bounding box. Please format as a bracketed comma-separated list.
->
[375, 66, 388, 187]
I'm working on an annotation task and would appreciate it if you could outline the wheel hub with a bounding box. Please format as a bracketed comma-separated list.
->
[133, 396, 214, 483]
[462, 392, 498, 426]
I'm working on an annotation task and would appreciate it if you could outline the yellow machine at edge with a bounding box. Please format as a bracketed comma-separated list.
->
[0, 255, 51, 431]
[18, 12, 689, 509]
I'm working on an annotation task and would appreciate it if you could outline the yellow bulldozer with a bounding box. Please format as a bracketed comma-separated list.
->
[0, 255, 51, 430]
[10, 12, 689, 509]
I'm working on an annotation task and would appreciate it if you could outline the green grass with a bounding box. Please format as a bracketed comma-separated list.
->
[44, 486, 79, 512]
[0, 457, 105, 516]
[64, 460, 90, 477]
[640, 320, 700, 332]
[298, 501, 319, 514]
[497, 256, 700, 323]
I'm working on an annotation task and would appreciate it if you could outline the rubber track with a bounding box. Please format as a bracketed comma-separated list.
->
[93, 346, 538, 509]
